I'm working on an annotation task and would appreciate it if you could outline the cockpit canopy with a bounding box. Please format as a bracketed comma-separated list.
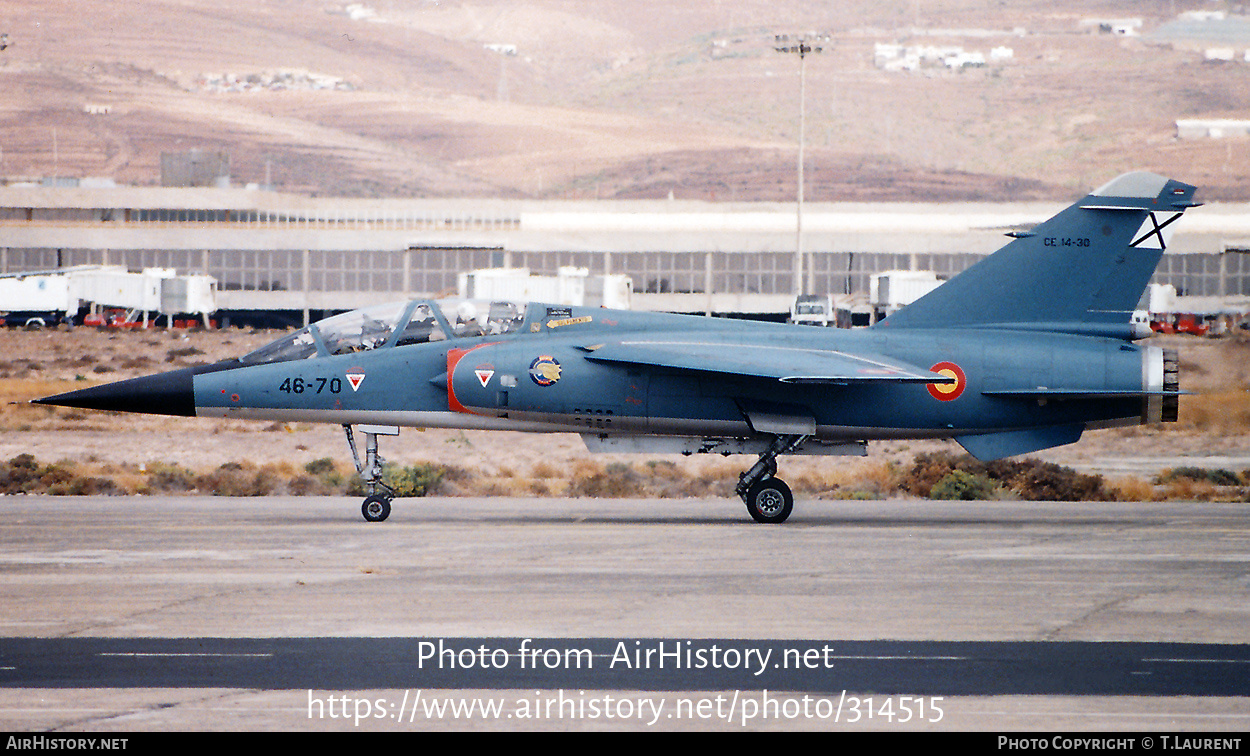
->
[240, 299, 528, 365]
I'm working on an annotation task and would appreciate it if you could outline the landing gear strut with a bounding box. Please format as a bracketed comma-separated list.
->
[344, 424, 399, 522]
[736, 434, 807, 524]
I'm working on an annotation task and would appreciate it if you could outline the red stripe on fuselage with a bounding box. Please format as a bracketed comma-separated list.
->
[446, 343, 497, 414]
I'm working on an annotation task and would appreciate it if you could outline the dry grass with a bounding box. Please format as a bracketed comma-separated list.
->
[530, 461, 561, 479]
[1158, 476, 1216, 501]
[1177, 391, 1250, 434]
[787, 459, 903, 499]
[0, 377, 88, 406]
[3, 450, 1246, 502]
[1105, 476, 1160, 502]
[0, 378, 107, 432]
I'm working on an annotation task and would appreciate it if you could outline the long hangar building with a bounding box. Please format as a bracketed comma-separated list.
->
[1, 184, 1248, 322]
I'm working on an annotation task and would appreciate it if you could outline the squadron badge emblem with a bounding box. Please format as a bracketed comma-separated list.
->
[529, 355, 562, 386]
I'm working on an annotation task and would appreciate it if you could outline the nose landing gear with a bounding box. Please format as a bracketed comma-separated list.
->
[344, 424, 400, 522]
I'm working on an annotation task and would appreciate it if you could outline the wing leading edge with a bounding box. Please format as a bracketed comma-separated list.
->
[581, 339, 954, 385]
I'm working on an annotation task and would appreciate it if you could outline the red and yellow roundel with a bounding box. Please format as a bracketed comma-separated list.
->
[927, 361, 966, 402]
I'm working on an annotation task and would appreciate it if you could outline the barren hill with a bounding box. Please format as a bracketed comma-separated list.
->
[2, 0, 1249, 200]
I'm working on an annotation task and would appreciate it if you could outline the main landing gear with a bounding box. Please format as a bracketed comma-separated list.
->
[735, 434, 807, 524]
[344, 424, 400, 522]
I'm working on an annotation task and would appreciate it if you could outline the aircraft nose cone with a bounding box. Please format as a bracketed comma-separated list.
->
[33, 366, 199, 417]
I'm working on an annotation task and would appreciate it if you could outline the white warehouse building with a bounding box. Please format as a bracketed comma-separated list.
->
[1, 184, 1247, 324]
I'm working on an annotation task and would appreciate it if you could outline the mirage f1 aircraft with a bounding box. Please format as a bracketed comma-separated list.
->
[36, 172, 1197, 523]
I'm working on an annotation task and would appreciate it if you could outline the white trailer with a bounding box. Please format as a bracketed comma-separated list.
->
[457, 267, 606, 307]
[71, 267, 166, 319]
[0, 270, 78, 326]
[870, 270, 943, 318]
[0, 265, 217, 327]
[585, 274, 632, 310]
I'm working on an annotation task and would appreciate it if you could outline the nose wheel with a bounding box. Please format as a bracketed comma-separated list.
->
[362, 494, 393, 522]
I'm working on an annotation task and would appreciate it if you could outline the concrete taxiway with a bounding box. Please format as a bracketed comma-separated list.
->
[0, 495, 1247, 731]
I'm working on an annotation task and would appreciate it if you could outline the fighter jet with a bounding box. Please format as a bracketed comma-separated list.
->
[35, 172, 1197, 523]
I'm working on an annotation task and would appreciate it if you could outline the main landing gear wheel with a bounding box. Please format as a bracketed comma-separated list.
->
[744, 478, 793, 524]
[735, 432, 806, 524]
[362, 494, 392, 523]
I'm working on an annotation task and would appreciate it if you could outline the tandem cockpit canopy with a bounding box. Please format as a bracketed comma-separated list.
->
[239, 299, 529, 365]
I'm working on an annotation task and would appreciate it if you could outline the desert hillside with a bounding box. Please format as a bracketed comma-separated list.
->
[2, 1, 1249, 200]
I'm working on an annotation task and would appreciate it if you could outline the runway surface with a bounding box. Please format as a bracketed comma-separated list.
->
[0, 495, 1247, 730]
[5, 636, 1250, 696]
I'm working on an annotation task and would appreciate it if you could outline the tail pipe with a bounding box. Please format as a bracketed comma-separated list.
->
[1162, 348, 1180, 423]
[1143, 346, 1180, 424]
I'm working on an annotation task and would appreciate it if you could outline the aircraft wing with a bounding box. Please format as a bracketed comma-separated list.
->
[581, 339, 953, 385]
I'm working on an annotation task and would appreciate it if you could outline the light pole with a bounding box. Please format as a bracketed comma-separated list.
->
[775, 33, 826, 295]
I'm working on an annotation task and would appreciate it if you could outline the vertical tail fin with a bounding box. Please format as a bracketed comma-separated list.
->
[877, 172, 1199, 338]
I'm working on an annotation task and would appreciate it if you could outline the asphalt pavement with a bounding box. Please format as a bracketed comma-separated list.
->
[0, 495, 1247, 731]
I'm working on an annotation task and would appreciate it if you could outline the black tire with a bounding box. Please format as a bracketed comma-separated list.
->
[362, 494, 392, 522]
[745, 478, 793, 524]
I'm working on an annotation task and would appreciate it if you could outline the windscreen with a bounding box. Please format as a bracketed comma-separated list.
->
[436, 299, 527, 338]
[240, 301, 418, 364]
[238, 299, 527, 366]
[238, 327, 319, 365]
[316, 301, 413, 356]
